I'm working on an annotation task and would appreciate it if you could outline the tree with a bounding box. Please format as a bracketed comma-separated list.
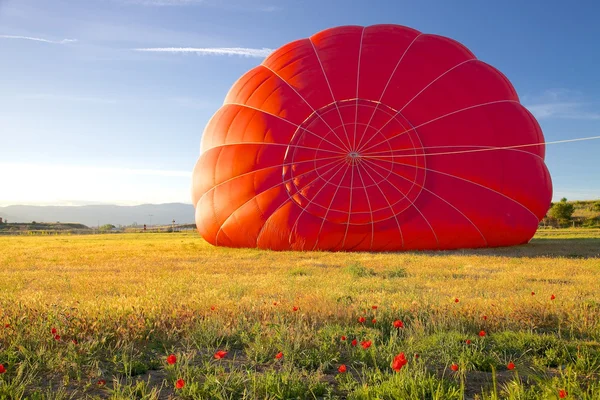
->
[592, 201, 600, 212]
[99, 224, 116, 232]
[549, 198, 575, 225]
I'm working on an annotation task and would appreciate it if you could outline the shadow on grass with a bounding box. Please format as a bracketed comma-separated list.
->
[409, 238, 600, 259]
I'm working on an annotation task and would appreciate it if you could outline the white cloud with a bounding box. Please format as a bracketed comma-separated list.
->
[524, 89, 600, 120]
[0, 35, 77, 44]
[134, 47, 273, 58]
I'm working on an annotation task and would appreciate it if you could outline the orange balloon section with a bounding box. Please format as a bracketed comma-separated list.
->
[191, 24, 553, 251]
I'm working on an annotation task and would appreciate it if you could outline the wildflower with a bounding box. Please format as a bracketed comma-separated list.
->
[351, 339, 358, 347]
[371, 318, 377, 324]
[551, 294, 556, 300]
[175, 379, 185, 389]
[4, 324, 9, 329]
[54, 335, 61, 341]
[507, 362, 515, 370]
[391, 352, 408, 372]
[372, 305, 378, 310]
[71, 339, 78, 345]
[414, 353, 419, 359]
[273, 302, 277, 306]
[454, 298, 459, 303]
[210, 306, 216, 311]
[531, 291, 535, 296]
[341, 336, 346, 341]
[292, 306, 299, 312]
[97, 379, 106, 385]
[167, 354, 177, 365]
[559, 389, 567, 398]
[482, 315, 487, 320]
[214, 350, 228, 359]
[393, 320, 404, 328]
[275, 352, 283, 359]
[338, 364, 347, 373]
[0, 364, 5, 374]
[479, 330, 486, 337]
[358, 316, 366, 324]
[360, 340, 372, 349]
[51, 327, 57, 335]
[451, 363, 459, 372]
[466, 339, 472, 345]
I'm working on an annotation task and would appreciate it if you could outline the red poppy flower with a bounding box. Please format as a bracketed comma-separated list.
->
[351, 339, 358, 347]
[414, 353, 419, 359]
[454, 298, 459, 303]
[551, 294, 556, 300]
[210, 305, 216, 311]
[482, 315, 488, 320]
[275, 352, 283, 359]
[341, 336, 346, 341]
[360, 340, 372, 349]
[4, 324, 9, 329]
[393, 320, 404, 328]
[507, 362, 515, 370]
[372, 305, 378, 310]
[292, 306, 299, 312]
[391, 352, 408, 372]
[358, 316, 366, 324]
[273, 302, 277, 306]
[54, 335, 61, 341]
[71, 339, 78, 345]
[558, 389, 567, 398]
[167, 354, 177, 365]
[451, 363, 459, 372]
[51, 327, 57, 335]
[479, 330, 486, 337]
[371, 318, 377, 324]
[97, 379, 106, 385]
[531, 291, 535, 296]
[338, 364, 347, 373]
[0, 364, 5, 374]
[175, 378, 185, 389]
[466, 339, 472, 345]
[214, 350, 228, 359]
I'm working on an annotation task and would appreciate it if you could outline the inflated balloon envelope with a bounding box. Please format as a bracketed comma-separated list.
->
[191, 24, 553, 251]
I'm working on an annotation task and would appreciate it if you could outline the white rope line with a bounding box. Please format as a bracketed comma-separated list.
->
[307, 39, 353, 151]
[353, 27, 366, 150]
[354, 33, 423, 152]
[365, 159, 487, 246]
[222, 102, 348, 153]
[287, 160, 350, 246]
[214, 157, 346, 245]
[358, 100, 520, 154]
[311, 163, 352, 250]
[260, 64, 351, 152]
[354, 162, 375, 250]
[202, 140, 347, 156]
[361, 135, 600, 158]
[357, 57, 476, 154]
[362, 145, 542, 161]
[340, 159, 356, 248]
[356, 161, 402, 249]
[364, 155, 540, 221]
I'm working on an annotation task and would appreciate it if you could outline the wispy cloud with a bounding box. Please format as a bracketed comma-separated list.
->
[18, 93, 118, 104]
[524, 89, 600, 120]
[0, 35, 77, 44]
[134, 47, 273, 58]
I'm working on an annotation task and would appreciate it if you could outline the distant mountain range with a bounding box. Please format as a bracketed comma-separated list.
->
[0, 203, 195, 227]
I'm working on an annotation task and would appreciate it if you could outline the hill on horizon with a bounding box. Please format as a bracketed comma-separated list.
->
[0, 203, 195, 227]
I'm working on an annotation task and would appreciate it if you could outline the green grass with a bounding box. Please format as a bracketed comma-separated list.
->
[0, 230, 599, 399]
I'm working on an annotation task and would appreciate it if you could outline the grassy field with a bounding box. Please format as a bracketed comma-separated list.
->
[0, 230, 599, 399]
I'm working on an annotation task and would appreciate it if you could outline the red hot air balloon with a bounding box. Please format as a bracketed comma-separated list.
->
[191, 24, 552, 251]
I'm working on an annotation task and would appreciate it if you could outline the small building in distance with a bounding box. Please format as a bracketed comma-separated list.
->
[0, 217, 3, 224]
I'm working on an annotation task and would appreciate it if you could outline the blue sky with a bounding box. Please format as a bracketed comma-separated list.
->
[0, 0, 599, 205]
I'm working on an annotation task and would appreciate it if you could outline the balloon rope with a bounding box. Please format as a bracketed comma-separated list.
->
[361, 135, 600, 158]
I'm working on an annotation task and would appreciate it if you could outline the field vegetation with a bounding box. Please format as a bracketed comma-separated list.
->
[0, 230, 599, 399]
